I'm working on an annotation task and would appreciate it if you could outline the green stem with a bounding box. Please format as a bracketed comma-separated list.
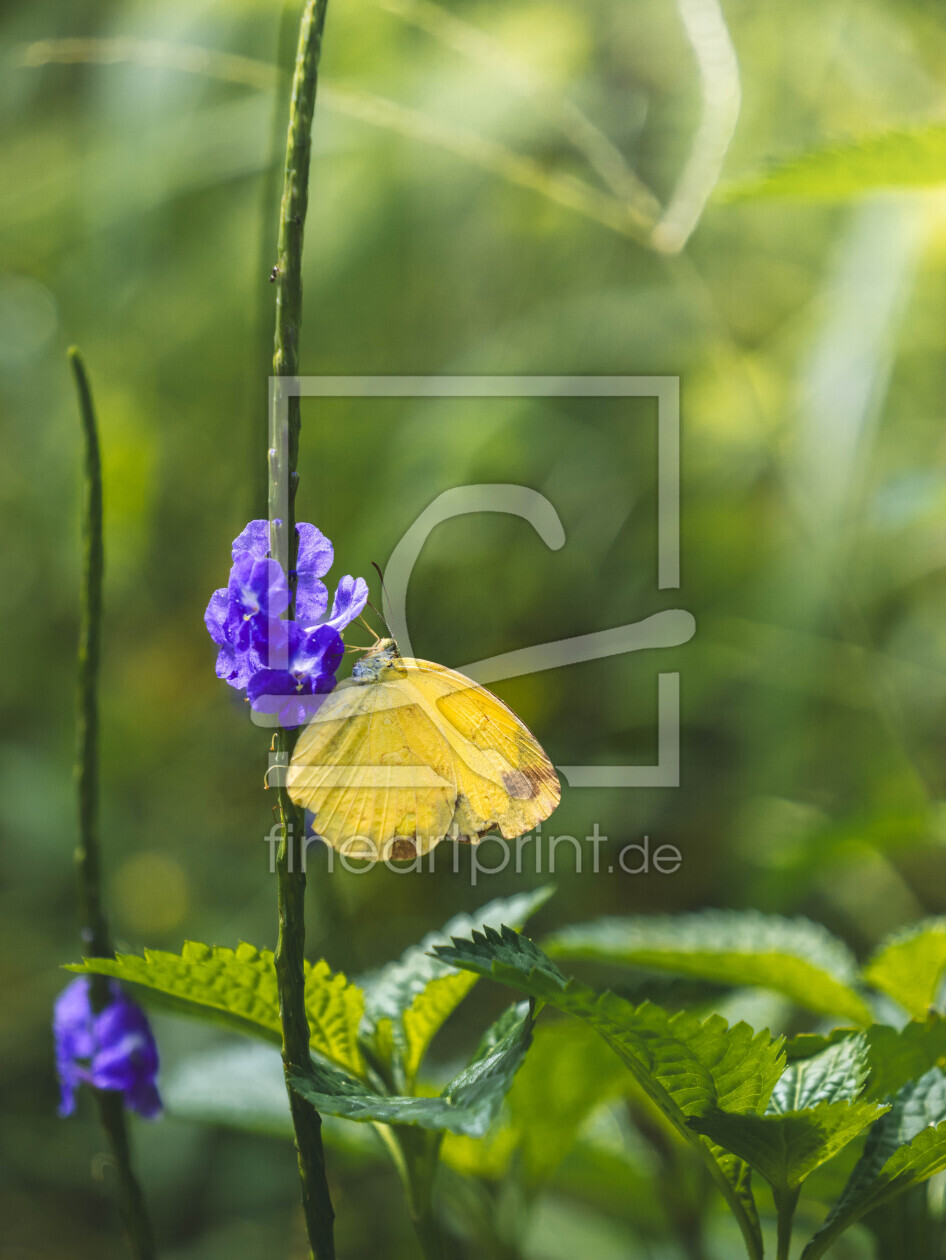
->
[274, 801, 335, 1259]
[69, 346, 157, 1260]
[267, 3, 335, 1258]
[252, 0, 298, 518]
[380, 1126, 446, 1260]
[775, 1186, 799, 1260]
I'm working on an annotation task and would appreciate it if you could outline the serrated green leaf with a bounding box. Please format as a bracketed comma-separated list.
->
[769, 1036, 870, 1113]
[290, 1001, 533, 1138]
[545, 911, 872, 1025]
[68, 942, 365, 1075]
[862, 919, 946, 1019]
[721, 124, 946, 202]
[691, 1100, 888, 1192]
[803, 1069, 946, 1259]
[362, 885, 553, 1082]
[435, 925, 785, 1260]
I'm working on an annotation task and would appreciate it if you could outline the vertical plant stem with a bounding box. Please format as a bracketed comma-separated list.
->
[377, 1126, 445, 1260]
[403, 1130, 446, 1260]
[69, 346, 157, 1260]
[252, 0, 298, 518]
[774, 1186, 799, 1260]
[267, 3, 335, 1258]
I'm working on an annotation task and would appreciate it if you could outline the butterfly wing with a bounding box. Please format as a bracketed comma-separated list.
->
[286, 671, 458, 860]
[401, 659, 560, 842]
[287, 657, 560, 859]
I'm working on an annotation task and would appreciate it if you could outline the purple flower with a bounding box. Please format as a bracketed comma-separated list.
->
[54, 977, 161, 1120]
[207, 520, 369, 712]
[247, 623, 344, 728]
[232, 519, 333, 625]
[205, 554, 290, 689]
[205, 588, 260, 689]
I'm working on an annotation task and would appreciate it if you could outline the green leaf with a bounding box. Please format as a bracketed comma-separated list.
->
[862, 919, 946, 1019]
[361, 885, 553, 1082]
[443, 1018, 632, 1184]
[721, 124, 946, 202]
[290, 1001, 534, 1138]
[803, 1069, 946, 1259]
[508, 1020, 631, 1184]
[690, 1100, 888, 1193]
[163, 1040, 293, 1139]
[690, 1038, 882, 1225]
[769, 1036, 870, 1113]
[68, 941, 365, 1075]
[863, 1015, 946, 1101]
[435, 925, 785, 1260]
[784, 1029, 855, 1062]
[545, 911, 872, 1025]
[162, 1041, 385, 1160]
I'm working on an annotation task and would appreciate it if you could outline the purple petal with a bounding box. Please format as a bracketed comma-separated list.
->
[126, 1078, 163, 1120]
[246, 670, 316, 728]
[246, 668, 296, 710]
[204, 589, 230, 647]
[298, 625, 345, 676]
[251, 614, 290, 670]
[53, 978, 161, 1121]
[295, 573, 329, 626]
[295, 523, 334, 579]
[325, 576, 369, 633]
[231, 520, 271, 561]
[215, 643, 261, 690]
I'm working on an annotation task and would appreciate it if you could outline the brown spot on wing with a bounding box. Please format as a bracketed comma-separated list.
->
[502, 769, 535, 800]
[390, 837, 417, 861]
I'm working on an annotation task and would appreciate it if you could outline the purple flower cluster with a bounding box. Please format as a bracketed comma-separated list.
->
[205, 520, 367, 727]
[54, 977, 161, 1119]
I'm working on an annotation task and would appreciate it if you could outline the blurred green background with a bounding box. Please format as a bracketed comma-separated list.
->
[5, 0, 946, 1254]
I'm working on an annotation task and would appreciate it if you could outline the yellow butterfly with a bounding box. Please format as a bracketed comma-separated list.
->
[287, 637, 560, 861]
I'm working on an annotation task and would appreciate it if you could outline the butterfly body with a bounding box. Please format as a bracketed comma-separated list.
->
[288, 638, 560, 860]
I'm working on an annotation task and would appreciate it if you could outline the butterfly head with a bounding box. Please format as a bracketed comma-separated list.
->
[351, 636, 401, 682]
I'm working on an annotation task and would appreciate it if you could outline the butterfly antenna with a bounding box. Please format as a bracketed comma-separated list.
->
[371, 562, 394, 634]
[358, 615, 380, 643]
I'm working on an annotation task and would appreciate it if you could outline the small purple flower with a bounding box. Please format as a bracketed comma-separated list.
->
[205, 554, 290, 689]
[232, 519, 333, 624]
[205, 588, 260, 689]
[227, 554, 291, 653]
[54, 977, 161, 1120]
[207, 520, 368, 713]
[247, 623, 344, 728]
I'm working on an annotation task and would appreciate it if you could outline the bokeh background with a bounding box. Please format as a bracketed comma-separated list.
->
[5, 0, 946, 1255]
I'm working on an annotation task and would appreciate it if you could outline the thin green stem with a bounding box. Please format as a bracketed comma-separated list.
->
[71, 347, 109, 975]
[69, 346, 157, 1260]
[383, 1126, 446, 1260]
[775, 1186, 800, 1260]
[252, 0, 298, 519]
[267, 2, 335, 1258]
[274, 802, 335, 1259]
